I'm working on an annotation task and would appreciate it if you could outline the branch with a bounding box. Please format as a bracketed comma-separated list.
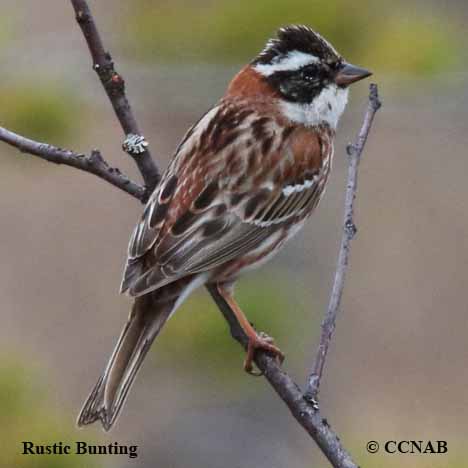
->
[305, 84, 382, 399]
[0, 2, 381, 466]
[1, 104, 367, 468]
[67, 2, 380, 465]
[70, 0, 161, 192]
[0, 126, 146, 202]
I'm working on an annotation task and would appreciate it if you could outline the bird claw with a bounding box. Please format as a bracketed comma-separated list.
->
[244, 332, 285, 375]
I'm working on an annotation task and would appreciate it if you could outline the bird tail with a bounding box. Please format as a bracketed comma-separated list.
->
[77, 290, 177, 431]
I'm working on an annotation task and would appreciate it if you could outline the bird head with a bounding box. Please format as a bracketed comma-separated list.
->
[229, 25, 372, 129]
[253, 25, 371, 101]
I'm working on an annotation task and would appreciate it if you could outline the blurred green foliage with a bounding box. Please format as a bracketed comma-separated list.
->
[0, 84, 81, 145]
[0, 17, 11, 48]
[0, 358, 102, 468]
[362, 14, 460, 76]
[124, 0, 462, 77]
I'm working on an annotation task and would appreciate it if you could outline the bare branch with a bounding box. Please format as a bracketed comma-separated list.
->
[305, 84, 382, 399]
[70, 0, 161, 191]
[0, 126, 146, 202]
[0, 2, 381, 466]
[66, 2, 380, 466]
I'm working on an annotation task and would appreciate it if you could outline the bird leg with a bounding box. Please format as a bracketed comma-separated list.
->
[217, 284, 285, 375]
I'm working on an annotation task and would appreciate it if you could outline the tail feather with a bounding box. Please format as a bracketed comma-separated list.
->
[77, 293, 174, 431]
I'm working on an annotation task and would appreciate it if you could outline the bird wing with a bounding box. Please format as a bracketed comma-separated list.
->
[121, 101, 330, 297]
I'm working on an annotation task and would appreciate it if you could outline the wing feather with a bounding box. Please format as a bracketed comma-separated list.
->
[121, 101, 330, 297]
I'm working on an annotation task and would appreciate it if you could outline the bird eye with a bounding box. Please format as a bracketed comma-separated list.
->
[300, 65, 317, 81]
[301, 67, 317, 81]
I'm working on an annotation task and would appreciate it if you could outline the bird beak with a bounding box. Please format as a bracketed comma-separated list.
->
[335, 63, 372, 87]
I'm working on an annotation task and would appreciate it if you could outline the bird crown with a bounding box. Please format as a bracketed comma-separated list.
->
[253, 25, 341, 66]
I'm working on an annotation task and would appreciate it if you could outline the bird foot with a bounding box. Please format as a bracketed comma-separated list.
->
[244, 331, 285, 376]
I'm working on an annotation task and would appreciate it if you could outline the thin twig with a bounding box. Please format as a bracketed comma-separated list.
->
[305, 84, 382, 399]
[70, 0, 161, 192]
[0, 126, 146, 201]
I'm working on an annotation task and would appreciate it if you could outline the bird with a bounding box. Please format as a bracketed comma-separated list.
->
[77, 25, 371, 431]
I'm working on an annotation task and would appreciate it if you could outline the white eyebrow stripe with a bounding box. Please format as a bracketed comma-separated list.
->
[254, 50, 319, 76]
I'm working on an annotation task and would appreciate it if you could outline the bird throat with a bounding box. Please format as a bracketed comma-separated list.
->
[279, 84, 349, 129]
